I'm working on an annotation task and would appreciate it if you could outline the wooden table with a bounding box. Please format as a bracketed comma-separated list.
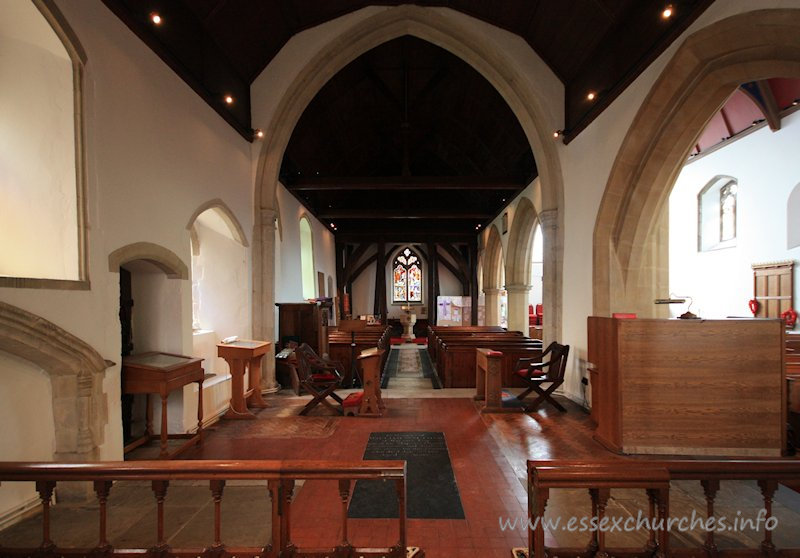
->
[122, 352, 207, 459]
[217, 339, 271, 419]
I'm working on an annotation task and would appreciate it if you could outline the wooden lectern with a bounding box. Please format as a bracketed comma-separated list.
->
[217, 339, 271, 419]
[357, 347, 385, 417]
[122, 352, 208, 459]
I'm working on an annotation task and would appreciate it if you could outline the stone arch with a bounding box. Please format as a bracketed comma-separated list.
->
[504, 197, 541, 335]
[186, 198, 249, 251]
[593, 9, 800, 316]
[108, 242, 189, 279]
[482, 225, 504, 291]
[251, 4, 565, 344]
[0, 301, 111, 461]
[506, 197, 539, 286]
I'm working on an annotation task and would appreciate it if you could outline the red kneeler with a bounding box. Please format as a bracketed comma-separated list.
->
[343, 391, 364, 416]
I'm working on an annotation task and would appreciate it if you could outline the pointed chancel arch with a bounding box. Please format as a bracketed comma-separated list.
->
[251, 5, 565, 347]
[505, 198, 540, 334]
[482, 225, 504, 326]
[594, 9, 800, 316]
[108, 242, 189, 279]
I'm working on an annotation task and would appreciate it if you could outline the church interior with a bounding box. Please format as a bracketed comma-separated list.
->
[2, 1, 800, 557]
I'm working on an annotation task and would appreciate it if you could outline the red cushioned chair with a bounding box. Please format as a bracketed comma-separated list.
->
[295, 343, 345, 415]
[513, 341, 570, 412]
[535, 304, 543, 325]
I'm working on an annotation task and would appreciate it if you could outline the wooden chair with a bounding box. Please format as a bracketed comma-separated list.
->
[513, 341, 570, 412]
[294, 343, 345, 415]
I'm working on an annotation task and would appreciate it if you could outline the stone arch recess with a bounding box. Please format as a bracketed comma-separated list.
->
[0, 301, 111, 461]
[593, 9, 800, 316]
[504, 198, 541, 334]
[108, 242, 189, 279]
[186, 199, 250, 256]
[482, 225, 504, 326]
[252, 5, 565, 345]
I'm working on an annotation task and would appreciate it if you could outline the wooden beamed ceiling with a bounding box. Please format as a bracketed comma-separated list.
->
[281, 36, 532, 237]
[103, 0, 713, 141]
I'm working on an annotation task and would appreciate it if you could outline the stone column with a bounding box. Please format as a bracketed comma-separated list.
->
[506, 284, 532, 334]
[253, 208, 279, 393]
[483, 288, 501, 326]
[539, 209, 561, 345]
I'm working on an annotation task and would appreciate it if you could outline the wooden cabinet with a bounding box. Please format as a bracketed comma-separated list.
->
[276, 302, 330, 356]
[588, 317, 786, 457]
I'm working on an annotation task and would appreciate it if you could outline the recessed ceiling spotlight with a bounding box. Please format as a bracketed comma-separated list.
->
[224, 95, 234, 105]
[330, 223, 336, 228]
[587, 92, 596, 101]
[150, 12, 162, 25]
[253, 128, 264, 139]
[662, 5, 673, 19]
[553, 130, 562, 139]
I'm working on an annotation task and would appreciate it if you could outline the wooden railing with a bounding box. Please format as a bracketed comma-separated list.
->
[0, 459, 416, 557]
[527, 459, 800, 558]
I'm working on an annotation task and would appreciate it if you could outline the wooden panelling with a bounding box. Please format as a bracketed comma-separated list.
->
[588, 317, 785, 457]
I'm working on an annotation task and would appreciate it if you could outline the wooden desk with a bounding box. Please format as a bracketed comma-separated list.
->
[217, 339, 271, 419]
[122, 352, 207, 459]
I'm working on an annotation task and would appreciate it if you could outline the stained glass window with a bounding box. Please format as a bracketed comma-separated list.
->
[392, 247, 423, 303]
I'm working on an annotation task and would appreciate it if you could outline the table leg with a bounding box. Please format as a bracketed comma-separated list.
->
[145, 394, 153, 437]
[196, 378, 204, 446]
[247, 356, 269, 408]
[159, 392, 169, 459]
[223, 359, 256, 419]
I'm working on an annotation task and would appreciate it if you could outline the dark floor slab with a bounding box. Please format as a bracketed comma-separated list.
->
[349, 431, 464, 519]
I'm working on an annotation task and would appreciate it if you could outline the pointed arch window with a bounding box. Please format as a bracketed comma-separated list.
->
[698, 176, 737, 251]
[392, 248, 423, 303]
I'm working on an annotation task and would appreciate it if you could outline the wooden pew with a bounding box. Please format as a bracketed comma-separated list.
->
[438, 338, 542, 388]
[328, 326, 391, 385]
[432, 332, 525, 373]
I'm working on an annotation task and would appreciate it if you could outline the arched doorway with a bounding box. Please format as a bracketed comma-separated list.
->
[593, 9, 800, 316]
[251, 5, 565, 353]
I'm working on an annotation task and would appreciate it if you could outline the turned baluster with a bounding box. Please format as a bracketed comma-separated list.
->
[396, 478, 407, 552]
[280, 479, 295, 553]
[209, 480, 226, 552]
[338, 479, 352, 549]
[587, 488, 599, 554]
[654, 487, 670, 558]
[151, 480, 169, 552]
[35, 480, 56, 551]
[268, 480, 281, 556]
[758, 480, 778, 558]
[94, 480, 113, 553]
[594, 488, 610, 558]
[529, 485, 549, 558]
[645, 489, 658, 555]
[701, 479, 719, 557]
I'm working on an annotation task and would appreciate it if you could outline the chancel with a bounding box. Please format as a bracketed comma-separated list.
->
[2, 1, 800, 557]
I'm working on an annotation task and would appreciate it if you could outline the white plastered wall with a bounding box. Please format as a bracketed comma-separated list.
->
[0, 0, 253, 468]
[669, 110, 800, 322]
[273, 182, 338, 334]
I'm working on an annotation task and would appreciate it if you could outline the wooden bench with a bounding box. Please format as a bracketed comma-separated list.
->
[438, 338, 542, 388]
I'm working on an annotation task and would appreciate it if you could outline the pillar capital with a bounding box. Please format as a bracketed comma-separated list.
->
[538, 208, 558, 230]
[259, 208, 278, 230]
[505, 283, 532, 294]
[483, 287, 502, 295]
